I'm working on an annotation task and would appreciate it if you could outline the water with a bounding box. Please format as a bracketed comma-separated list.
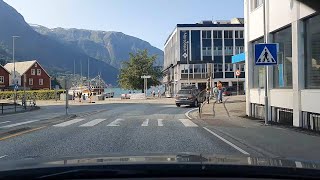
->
[105, 86, 165, 98]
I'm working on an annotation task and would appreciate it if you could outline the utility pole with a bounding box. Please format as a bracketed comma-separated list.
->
[80, 60, 83, 84]
[65, 78, 69, 115]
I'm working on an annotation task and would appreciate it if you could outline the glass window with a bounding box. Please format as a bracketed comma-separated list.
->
[305, 14, 320, 89]
[202, 31, 211, 39]
[213, 47, 222, 56]
[31, 69, 35, 75]
[37, 69, 41, 76]
[235, 31, 244, 39]
[214, 64, 223, 72]
[194, 64, 201, 74]
[39, 79, 43, 85]
[0, 76, 4, 83]
[224, 46, 234, 55]
[202, 47, 212, 56]
[273, 26, 292, 88]
[252, 37, 265, 88]
[224, 30, 233, 39]
[29, 78, 33, 85]
[213, 31, 222, 39]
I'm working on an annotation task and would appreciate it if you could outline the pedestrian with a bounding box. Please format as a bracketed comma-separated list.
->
[217, 81, 223, 103]
[152, 90, 155, 98]
[157, 89, 161, 98]
[213, 84, 219, 102]
[206, 88, 210, 104]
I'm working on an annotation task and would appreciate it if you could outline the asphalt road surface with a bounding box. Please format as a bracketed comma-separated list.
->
[0, 101, 252, 162]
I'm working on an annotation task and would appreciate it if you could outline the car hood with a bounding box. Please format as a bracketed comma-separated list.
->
[1, 153, 320, 171]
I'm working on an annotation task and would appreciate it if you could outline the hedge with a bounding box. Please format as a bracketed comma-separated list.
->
[0, 90, 65, 100]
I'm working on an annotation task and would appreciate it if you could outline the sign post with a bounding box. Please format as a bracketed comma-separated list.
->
[65, 78, 69, 115]
[141, 75, 151, 97]
[255, 42, 278, 125]
[235, 70, 241, 96]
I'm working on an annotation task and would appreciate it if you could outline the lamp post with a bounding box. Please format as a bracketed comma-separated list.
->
[12, 36, 19, 106]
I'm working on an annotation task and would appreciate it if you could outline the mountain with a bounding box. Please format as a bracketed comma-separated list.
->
[31, 25, 164, 69]
[0, 0, 118, 85]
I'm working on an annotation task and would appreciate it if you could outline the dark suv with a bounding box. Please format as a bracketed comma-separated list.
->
[175, 88, 202, 107]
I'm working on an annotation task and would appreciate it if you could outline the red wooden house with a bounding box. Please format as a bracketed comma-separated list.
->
[0, 64, 10, 90]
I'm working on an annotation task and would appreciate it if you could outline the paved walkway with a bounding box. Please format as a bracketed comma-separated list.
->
[191, 95, 320, 161]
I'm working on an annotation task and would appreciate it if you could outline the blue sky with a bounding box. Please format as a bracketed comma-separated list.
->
[4, 0, 244, 50]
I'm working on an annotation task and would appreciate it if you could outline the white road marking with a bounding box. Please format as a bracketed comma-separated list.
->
[157, 119, 163, 126]
[53, 119, 85, 127]
[185, 108, 198, 120]
[0, 155, 8, 159]
[107, 119, 124, 127]
[141, 119, 149, 126]
[0, 121, 10, 125]
[179, 119, 198, 127]
[203, 127, 250, 155]
[0, 120, 39, 128]
[80, 119, 106, 127]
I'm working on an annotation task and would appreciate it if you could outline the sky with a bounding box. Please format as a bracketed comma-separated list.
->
[3, 0, 244, 50]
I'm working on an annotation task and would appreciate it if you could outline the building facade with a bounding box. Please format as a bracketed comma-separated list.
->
[163, 19, 245, 96]
[245, 0, 320, 130]
[0, 64, 10, 90]
[4, 60, 51, 90]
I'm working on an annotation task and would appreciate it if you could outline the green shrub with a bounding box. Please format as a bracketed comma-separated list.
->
[0, 90, 65, 100]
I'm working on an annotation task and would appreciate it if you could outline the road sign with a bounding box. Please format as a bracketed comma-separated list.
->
[14, 84, 19, 90]
[255, 43, 278, 65]
[141, 75, 151, 79]
[235, 70, 241, 76]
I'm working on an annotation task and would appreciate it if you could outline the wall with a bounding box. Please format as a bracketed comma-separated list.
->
[270, 89, 294, 109]
[0, 66, 9, 89]
[301, 90, 320, 113]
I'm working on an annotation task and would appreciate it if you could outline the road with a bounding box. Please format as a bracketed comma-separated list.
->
[0, 99, 253, 162]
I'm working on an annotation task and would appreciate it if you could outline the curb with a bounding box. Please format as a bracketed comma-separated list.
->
[185, 108, 198, 120]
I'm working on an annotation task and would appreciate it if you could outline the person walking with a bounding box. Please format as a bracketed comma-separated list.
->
[217, 81, 223, 103]
[206, 88, 210, 104]
[157, 89, 161, 98]
[213, 84, 219, 102]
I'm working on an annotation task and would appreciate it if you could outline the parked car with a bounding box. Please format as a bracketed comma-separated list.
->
[223, 86, 237, 96]
[175, 88, 203, 107]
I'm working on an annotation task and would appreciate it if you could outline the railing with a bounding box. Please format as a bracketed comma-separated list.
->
[197, 89, 208, 118]
[0, 99, 37, 115]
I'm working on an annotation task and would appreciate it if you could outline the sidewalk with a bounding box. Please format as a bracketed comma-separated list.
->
[191, 95, 320, 161]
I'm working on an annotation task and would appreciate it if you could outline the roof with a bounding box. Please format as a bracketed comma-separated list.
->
[4, 60, 37, 75]
[176, 23, 244, 28]
[0, 64, 10, 74]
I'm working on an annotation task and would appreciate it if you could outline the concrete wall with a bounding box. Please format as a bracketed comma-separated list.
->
[301, 90, 320, 113]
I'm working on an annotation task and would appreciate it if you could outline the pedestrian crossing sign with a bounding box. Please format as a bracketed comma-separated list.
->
[255, 43, 278, 65]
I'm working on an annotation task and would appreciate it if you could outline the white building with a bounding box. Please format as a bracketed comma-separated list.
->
[163, 19, 245, 96]
[245, 0, 320, 130]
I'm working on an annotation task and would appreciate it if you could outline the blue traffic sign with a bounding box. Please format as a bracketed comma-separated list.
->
[14, 84, 19, 90]
[255, 43, 278, 65]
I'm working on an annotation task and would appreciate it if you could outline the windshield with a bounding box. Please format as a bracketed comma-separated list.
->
[1, 0, 320, 172]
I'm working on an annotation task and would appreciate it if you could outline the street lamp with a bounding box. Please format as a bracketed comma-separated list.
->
[12, 36, 19, 106]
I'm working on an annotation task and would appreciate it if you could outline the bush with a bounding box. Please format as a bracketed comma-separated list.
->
[0, 90, 65, 100]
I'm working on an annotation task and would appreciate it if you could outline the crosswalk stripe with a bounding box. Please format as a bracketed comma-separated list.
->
[107, 119, 124, 126]
[179, 119, 198, 127]
[157, 119, 163, 126]
[141, 119, 149, 126]
[53, 119, 85, 127]
[0, 121, 10, 125]
[80, 119, 106, 127]
[0, 120, 39, 128]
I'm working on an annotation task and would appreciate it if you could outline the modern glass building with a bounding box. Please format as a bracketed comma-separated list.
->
[163, 18, 244, 96]
[245, 0, 320, 130]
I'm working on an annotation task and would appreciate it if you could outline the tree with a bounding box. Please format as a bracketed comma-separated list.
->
[118, 49, 162, 92]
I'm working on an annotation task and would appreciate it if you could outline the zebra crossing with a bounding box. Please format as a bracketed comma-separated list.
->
[50, 118, 199, 128]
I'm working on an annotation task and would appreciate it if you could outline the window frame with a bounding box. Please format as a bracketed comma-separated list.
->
[37, 69, 41, 76]
[31, 69, 36, 75]
[0, 76, 4, 84]
[29, 78, 33, 85]
[39, 78, 43, 85]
